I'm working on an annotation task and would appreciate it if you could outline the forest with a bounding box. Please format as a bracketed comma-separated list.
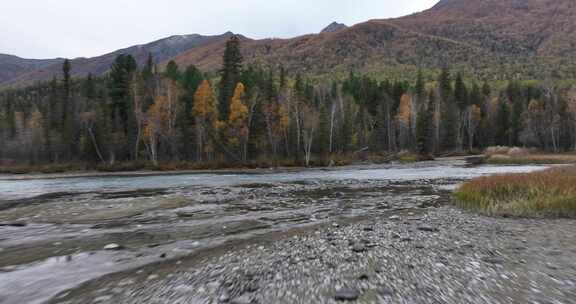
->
[1, 35, 576, 169]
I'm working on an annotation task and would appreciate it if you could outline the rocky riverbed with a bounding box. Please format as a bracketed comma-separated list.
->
[53, 207, 576, 304]
[1, 161, 572, 304]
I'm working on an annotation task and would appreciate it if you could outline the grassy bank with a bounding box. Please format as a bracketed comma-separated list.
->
[487, 153, 576, 165]
[455, 166, 576, 218]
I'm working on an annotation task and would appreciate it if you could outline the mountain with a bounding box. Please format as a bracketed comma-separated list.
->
[3, 0, 576, 87]
[170, 0, 576, 77]
[1, 32, 235, 87]
[387, 0, 576, 57]
[0, 54, 63, 84]
[321, 22, 348, 33]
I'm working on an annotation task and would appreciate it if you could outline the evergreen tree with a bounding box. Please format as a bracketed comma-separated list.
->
[165, 60, 180, 80]
[142, 53, 155, 80]
[415, 69, 425, 105]
[454, 72, 469, 110]
[438, 66, 457, 150]
[317, 103, 331, 157]
[495, 99, 510, 146]
[61, 59, 76, 159]
[416, 91, 435, 156]
[219, 35, 243, 121]
[178, 65, 204, 159]
[508, 81, 524, 146]
[108, 54, 137, 159]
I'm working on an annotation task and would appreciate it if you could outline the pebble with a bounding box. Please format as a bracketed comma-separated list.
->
[334, 287, 361, 301]
[230, 294, 251, 304]
[418, 225, 439, 232]
[103, 243, 124, 250]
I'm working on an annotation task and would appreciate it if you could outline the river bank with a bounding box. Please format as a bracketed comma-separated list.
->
[0, 160, 563, 304]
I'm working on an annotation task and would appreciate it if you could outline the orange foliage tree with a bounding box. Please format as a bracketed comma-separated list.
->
[396, 94, 413, 150]
[228, 83, 250, 161]
[193, 80, 219, 161]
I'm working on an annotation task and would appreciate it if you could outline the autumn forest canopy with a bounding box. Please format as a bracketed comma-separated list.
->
[1, 35, 576, 168]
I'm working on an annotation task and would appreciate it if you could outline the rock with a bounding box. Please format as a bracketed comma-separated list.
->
[103, 243, 124, 250]
[482, 256, 505, 264]
[352, 244, 366, 253]
[218, 290, 230, 302]
[389, 215, 401, 220]
[358, 273, 369, 280]
[332, 223, 340, 228]
[334, 287, 360, 301]
[378, 286, 394, 296]
[334, 192, 345, 198]
[417, 225, 439, 232]
[363, 226, 374, 232]
[230, 294, 251, 304]
[159, 253, 167, 258]
[0, 221, 27, 227]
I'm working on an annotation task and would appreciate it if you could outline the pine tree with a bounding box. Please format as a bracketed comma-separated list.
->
[495, 99, 510, 146]
[108, 54, 137, 159]
[438, 66, 457, 150]
[415, 69, 425, 106]
[142, 53, 155, 80]
[454, 73, 468, 110]
[61, 59, 75, 159]
[219, 35, 243, 121]
[178, 65, 204, 159]
[416, 91, 435, 157]
[317, 102, 331, 157]
[165, 60, 180, 80]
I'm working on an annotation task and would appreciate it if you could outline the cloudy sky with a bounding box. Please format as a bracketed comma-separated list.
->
[1, 0, 438, 59]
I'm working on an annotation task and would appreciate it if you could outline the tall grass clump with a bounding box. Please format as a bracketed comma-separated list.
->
[455, 166, 576, 218]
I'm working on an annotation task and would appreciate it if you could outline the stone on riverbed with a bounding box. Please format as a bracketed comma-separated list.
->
[417, 225, 439, 232]
[334, 287, 361, 301]
[103, 243, 124, 250]
[0, 221, 27, 227]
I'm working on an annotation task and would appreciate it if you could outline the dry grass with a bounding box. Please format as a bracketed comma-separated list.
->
[487, 153, 576, 165]
[455, 166, 576, 218]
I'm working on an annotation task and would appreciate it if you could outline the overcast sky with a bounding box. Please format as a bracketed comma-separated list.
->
[1, 0, 438, 59]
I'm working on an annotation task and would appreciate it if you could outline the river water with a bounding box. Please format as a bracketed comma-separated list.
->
[0, 160, 549, 304]
[0, 160, 545, 201]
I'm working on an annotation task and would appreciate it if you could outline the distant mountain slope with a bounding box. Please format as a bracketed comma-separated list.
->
[0, 54, 63, 84]
[387, 0, 576, 57]
[1, 32, 235, 87]
[3, 0, 576, 87]
[169, 0, 576, 76]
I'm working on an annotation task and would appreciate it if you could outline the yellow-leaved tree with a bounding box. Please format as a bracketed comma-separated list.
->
[143, 79, 180, 165]
[193, 80, 218, 161]
[396, 94, 413, 150]
[228, 83, 250, 161]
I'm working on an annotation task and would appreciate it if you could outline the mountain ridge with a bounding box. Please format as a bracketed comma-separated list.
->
[0, 32, 238, 87]
[3, 0, 576, 87]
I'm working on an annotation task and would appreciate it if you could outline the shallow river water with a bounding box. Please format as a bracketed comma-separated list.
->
[0, 160, 555, 304]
